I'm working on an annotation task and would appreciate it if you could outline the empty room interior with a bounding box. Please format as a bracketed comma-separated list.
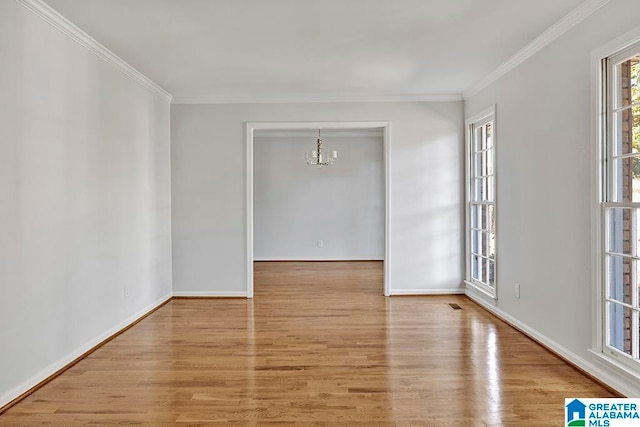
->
[3, 0, 640, 424]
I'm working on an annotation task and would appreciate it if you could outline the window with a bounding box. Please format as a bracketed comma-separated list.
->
[465, 107, 496, 298]
[601, 42, 640, 369]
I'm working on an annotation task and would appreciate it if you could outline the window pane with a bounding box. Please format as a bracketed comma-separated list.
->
[473, 178, 495, 202]
[485, 231, 491, 257]
[471, 204, 496, 233]
[472, 255, 481, 281]
[613, 110, 639, 156]
[481, 151, 488, 176]
[471, 230, 495, 259]
[474, 127, 483, 152]
[484, 204, 495, 231]
[480, 125, 488, 151]
[472, 153, 483, 178]
[471, 204, 480, 229]
[483, 178, 489, 201]
[480, 231, 486, 257]
[616, 57, 640, 109]
[487, 176, 494, 202]
[486, 148, 494, 176]
[486, 123, 494, 148]
[487, 259, 495, 288]
[483, 257, 490, 284]
[471, 179, 481, 202]
[472, 178, 486, 201]
[488, 231, 496, 259]
[480, 230, 494, 259]
[607, 302, 633, 356]
[608, 255, 633, 305]
[612, 157, 640, 202]
[471, 230, 481, 255]
[607, 207, 639, 256]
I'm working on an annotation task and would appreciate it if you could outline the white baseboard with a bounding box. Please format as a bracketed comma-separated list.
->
[172, 291, 247, 297]
[253, 257, 384, 261]
[0, 293, 172, 409]
[390, 289, 465, 296]
[466, 290, 640, 397]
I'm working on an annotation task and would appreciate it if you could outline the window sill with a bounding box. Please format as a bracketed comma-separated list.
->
[589, 349, 640, 379]
[588, 348, 640, 396]
[464, 280, 497, 302]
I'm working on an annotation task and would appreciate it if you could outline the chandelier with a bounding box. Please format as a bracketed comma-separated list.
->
[305, 129, 338, 166]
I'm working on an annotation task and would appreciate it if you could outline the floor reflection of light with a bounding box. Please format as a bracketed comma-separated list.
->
[486, 325, 501, 425]
[246, 299, 256, 414]
[384, 297, 398, 423]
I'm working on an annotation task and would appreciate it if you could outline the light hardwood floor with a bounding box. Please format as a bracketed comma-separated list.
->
[0, 261, 615, 425]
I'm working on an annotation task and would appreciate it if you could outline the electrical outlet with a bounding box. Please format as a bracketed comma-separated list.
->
[317, 239, 323, 248]
[514, 283, 520, 299]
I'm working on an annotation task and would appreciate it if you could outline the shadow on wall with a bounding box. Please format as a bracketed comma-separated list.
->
[391, 131, 463, 291]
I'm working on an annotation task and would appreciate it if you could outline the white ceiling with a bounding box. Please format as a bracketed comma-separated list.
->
[43, 0, 588, 102]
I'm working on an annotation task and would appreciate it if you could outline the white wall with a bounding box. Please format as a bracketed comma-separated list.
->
[464, 0, 640, 396]
[253, 134, 384, 261]
[0, 1, 172, 406]
[171, 102, 464, 295]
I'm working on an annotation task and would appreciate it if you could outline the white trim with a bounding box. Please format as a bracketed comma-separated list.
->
[14, 0, 172, 103]
[173, 93, 462, 105]
[391, 289, 465, 296]
[589, 350, 640, 395]
[464, 105, 497, 299]
[464, 107, 496, 130]
[246, 121, 391, 298]
[172, 291, 247, 297]
[0, 293, 172, 409]
[246, 123, 255, 299]
[253, 257, 384, 262]
[591, 26, 640, 62]
[465, 280, 498, 302]
[463, 0, 612, 99]
[467, 292, 638, 397]
[591, 28, 640, 374]
[254, 129, 384, 139]
[383, 124, 391, 297]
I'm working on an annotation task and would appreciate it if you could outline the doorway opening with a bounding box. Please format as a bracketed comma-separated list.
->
[246, 121, 390, 297]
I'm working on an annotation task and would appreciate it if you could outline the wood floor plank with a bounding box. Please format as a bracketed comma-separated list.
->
[0, 261, 615, 425]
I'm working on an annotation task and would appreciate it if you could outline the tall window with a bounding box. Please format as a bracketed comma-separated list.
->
[602, 44, 640, 368]
[466, 107, 496, 297]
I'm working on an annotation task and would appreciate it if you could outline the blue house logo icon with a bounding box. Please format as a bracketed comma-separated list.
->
[566, 399, 587, 426]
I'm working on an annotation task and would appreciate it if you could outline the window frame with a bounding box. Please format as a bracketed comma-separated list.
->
[465, 106, 497, 300]
[593, 35, 640, 375]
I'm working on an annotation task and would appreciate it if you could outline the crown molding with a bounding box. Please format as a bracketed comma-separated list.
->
[463, 0, 612, 100]
[172, 93, 463, 105]
[15, 0, 173, 103]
